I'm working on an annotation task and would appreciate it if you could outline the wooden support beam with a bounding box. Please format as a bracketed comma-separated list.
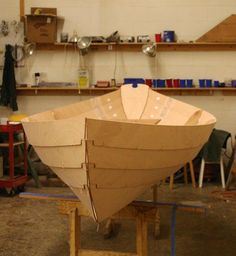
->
[78, 249, 136, 256]
[20, 0, 25, 21]
[19, 192, 79, 201]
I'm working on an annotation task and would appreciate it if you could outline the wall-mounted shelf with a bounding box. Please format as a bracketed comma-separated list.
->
[34, 42, 236, 52]
[16, 86, 236, 96]
[16, 86, 117, 96]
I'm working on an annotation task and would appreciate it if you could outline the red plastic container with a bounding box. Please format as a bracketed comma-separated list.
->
[155, 33, 162, 42]
[166, 79, 173, 88]
[145, 79, 152, 87]
[173, 79, 180, 88]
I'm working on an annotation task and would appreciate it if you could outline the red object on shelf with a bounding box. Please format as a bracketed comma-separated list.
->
[96, 81, 110, 88]
[155, 33, 162, 42]
[145, 79, 152, 87]
[166, 79, 173, 88]
[0, 123, 28, 189]
[173, 79, 180, 88]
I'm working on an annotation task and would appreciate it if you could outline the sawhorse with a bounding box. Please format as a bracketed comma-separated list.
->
[20, 192, 207, 256]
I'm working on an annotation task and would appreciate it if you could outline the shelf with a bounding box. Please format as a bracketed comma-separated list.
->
[35, 42, 143, 52]
[34, 42, 236, 52]
[16, 86, 117, 96]
[15, 86, 236, 96]
[155, 42, 236, 51]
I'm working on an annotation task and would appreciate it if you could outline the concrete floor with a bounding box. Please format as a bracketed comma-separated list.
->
[0, 182, 236, 256]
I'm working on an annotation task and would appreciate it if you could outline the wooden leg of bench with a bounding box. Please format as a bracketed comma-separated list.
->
[136, 213, 148, 256]
[189, 161, 196, 188]
[154, 209, 161, 239]
[170, 174, 174, 190]
[152, 184, 160, 239]
[152, 184, 158, 202]
[69, 208, 80, 256]
[226, 170, 234, 190]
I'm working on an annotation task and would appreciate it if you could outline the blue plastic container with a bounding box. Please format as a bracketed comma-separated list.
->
[179, 79, 186, 88]
[159, 79, 166, 87]
[152, 79, 158, 88]
[205, 79, 212, 87]
[124, 78, 145, 87]
[214, 80, 220, 87]
[231, 80, 236, 87]
[163, 31, 175, 42]
[186, 79, 193, 88]
[199, 79, 205, 88]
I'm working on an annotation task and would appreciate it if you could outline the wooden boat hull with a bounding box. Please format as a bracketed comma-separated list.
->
[22, 84, 216, 222]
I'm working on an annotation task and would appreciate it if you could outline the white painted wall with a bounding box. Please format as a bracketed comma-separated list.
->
[0, 0, 236, 135]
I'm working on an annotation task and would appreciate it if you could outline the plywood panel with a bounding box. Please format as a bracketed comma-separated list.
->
[196, 15, 236, 42]
[121, 84, 149, 119]
[86, 143, 201, 170]
[90, 184, 148, 222]
[86, 118, 214, 150]
[89, 165, 182, 189]
[35, 144, 85, 167]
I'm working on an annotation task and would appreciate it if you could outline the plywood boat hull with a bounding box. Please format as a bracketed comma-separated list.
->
[22, 84, 216, 222]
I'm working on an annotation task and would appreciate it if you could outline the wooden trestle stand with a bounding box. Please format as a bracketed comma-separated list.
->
[59, 200, 159, 256]
[20, 189, 206, 256]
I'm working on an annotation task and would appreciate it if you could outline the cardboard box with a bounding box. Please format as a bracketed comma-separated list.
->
[25, 8, 57, 43]
[31, 7, 57, 15]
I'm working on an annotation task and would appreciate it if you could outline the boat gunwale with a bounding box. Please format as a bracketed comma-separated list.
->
[21, 84, 217, 127]
[22, 115, 216, 126]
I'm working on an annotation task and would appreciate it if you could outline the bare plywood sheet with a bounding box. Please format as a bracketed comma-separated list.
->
[196, 15, 236, 42]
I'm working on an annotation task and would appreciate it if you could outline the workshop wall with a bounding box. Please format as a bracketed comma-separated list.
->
[19, 0, 236, 85]
[0, 0, 236, 135]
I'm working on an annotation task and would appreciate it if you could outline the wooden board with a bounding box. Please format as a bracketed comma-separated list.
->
[196, 14, 236, 42]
